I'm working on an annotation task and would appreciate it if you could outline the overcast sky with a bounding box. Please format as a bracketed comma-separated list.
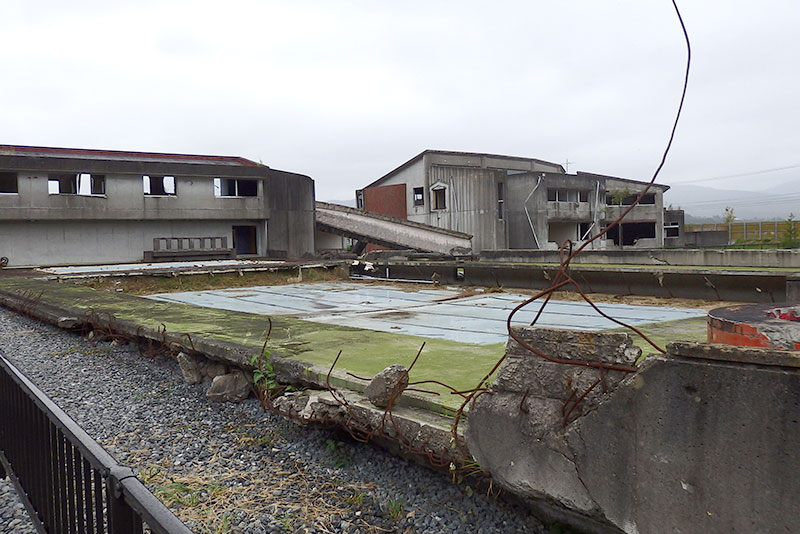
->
[2, 1, 798, 202]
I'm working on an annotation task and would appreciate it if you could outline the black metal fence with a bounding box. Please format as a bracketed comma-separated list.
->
[0, 353, 193, 534]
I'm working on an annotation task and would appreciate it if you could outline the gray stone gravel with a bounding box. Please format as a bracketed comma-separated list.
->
[0, 306, 546, 534]
[0, 478, 37, 534]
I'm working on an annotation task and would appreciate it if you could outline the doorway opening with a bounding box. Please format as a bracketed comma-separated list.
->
[233, 225, 258, 255]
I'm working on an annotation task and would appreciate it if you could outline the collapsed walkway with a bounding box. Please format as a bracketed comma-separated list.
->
[315, 201, 473, 255]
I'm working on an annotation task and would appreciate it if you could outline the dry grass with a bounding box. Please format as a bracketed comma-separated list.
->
[106, 424, 376, 534]
[76, 266, 349, 296]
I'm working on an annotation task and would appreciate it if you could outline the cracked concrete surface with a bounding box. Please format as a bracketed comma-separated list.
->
[467, 328, 800, 534]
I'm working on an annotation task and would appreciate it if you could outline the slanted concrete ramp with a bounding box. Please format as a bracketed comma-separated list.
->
[315, 201, 472, 255]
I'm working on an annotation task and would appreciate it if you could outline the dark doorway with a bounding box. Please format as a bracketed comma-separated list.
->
[233, 225, 258, 255]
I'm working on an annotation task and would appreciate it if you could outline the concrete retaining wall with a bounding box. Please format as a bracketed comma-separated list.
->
[358, 261, 791, 303]
[467, 330, 800, 533]
[480, 248, 800, 268]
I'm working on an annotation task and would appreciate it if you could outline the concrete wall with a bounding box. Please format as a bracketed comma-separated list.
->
[359, 260, 790, 302]
[315, 229, 350, 251]
[683, 230, 729, 248]
[467, 331, 800, 533]
[263, 170, 315, 258]
[0, 219, 262, 266]
[480, 248, 800, 268]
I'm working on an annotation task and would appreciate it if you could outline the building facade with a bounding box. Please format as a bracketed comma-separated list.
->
[357, 150, 670, 252]
[0, 145, 315, 267]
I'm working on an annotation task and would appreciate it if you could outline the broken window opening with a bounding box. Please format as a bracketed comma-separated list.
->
[606, 222, 656, 246]
[143, 175, 176, 196]
[579, 222, 593, 239]
[214, 178, 258, 197]
[356, 190, 365, 209]
[432, 187, 447, 210]
[89, 175, 105, 195]
[605, 192, 654, 206]
[48, 173, 103, 196]
[0, 172, 18, 193]
[413, 187, 424, 207]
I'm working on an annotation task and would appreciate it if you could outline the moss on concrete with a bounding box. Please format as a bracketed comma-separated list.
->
[608, 316, 708, 359]
[0, 278, 503, 409]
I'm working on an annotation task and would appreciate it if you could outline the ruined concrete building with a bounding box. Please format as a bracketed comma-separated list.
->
[0, 145, 315, 266]
[356, 150, 674, 252]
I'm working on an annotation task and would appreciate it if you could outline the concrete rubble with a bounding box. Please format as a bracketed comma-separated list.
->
[206, 369, 251, 403]
[364, 364, 409, 408]
[177, 351, 229, 385]
[467, 328, 800, 534]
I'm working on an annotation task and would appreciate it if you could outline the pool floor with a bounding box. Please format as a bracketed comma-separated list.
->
[148, 282, 706, 345]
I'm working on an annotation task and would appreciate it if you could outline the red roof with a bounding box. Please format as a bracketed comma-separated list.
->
[0, 144, 259, 167]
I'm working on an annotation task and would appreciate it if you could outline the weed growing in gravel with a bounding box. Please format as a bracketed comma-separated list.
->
[278, 512, 296, 531]
[46, 344, 81, 358]
[324, 439, 352, 468]
[384, 497, 404, 520]
[226, 422, 278, 448]
[345, 491, 366, 508]
[156, 481, 202, 507]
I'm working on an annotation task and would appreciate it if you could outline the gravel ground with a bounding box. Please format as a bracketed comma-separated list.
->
[0, 307, 546, 534]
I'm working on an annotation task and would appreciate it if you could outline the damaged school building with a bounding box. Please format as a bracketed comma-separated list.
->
[0, 145, 315, 267]
[356, 150, 680, 252]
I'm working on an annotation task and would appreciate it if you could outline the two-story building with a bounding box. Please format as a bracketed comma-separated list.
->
[0, 145, 315, 266]
[357, 150, 670, 252]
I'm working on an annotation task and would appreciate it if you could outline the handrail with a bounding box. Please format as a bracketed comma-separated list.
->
[0, 353, 193, 534]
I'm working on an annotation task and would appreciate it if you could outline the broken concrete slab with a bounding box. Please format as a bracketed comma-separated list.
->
[469, 329, 800, 534]
[272, 388, 466, 468]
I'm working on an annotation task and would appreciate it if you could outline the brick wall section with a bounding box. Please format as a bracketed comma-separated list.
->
[364, 184, 407, 219]
[363, 184, 407, 251]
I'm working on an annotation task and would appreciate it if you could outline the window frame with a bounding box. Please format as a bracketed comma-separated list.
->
[413, 187, 424, 207]
[214, 178, 259, 198]
[432, 187, 447, 210]
[143, 175, 176, 196]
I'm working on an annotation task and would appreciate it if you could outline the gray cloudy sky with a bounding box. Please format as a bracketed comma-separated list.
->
[2, 1, 798, 202]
